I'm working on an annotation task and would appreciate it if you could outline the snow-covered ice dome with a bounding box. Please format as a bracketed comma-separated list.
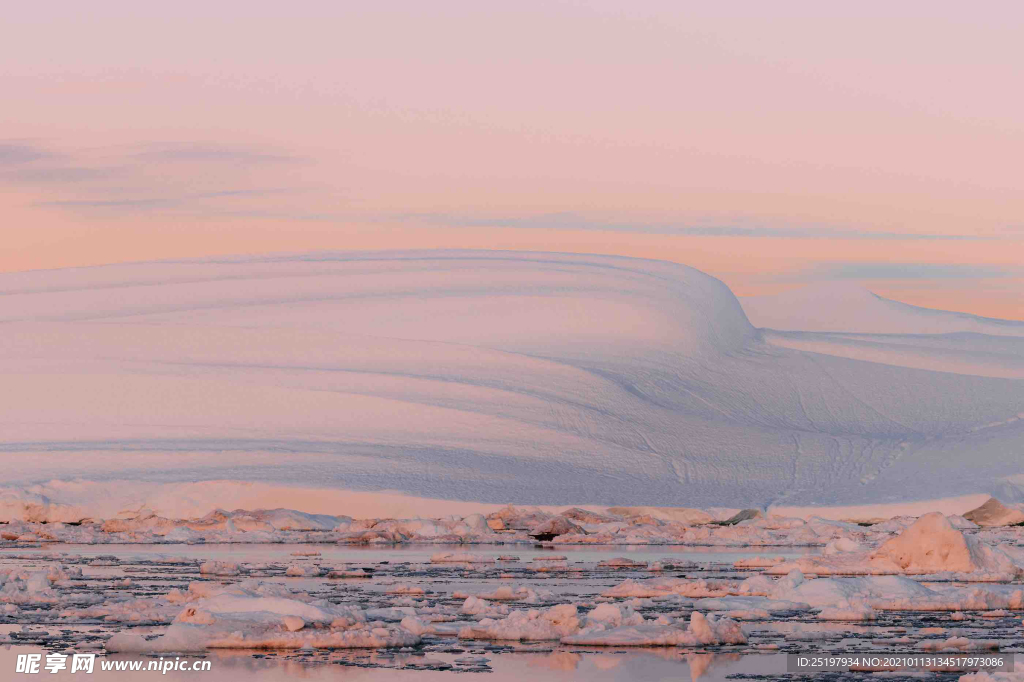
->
[1, 250, 1022, 518]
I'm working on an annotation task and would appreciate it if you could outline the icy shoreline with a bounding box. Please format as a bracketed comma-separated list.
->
[4, 496, 1024, 554]
[5, 504, 1024, 589]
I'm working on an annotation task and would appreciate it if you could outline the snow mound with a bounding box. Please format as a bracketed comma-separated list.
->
[766, 514, 1022, 580]
[964, 498, 1024, 527]
[2, 250, 1023, 512]
[870, 513, 1020, 577]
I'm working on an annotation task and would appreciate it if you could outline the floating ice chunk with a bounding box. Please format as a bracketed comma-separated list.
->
[531, 561, 575, 572]
[775, 574, 932, 609]
[767, 571, 1024, 612]
[327, 568, 372, 578]
[364, 606, 417, 622]
[586, 603, 644, 627]
[194, 593, 340, 622]
[871, 513, 1020, 577]
[476, 585, 542, 602]
[284, 564, 322, 577]
[460, 596, 509, 617]
[822, 538, 863, 555]
[107, 621, 418, 652]
[597, 557, 648, 569]
[737, 575, 776, 596]
[107, 582, 419, 652]
[563, 612, 746, 647]
[459, 604, 580, 641]
[385, 584, 425, 595]
[921, 637, 999, 652]
[768, 514, 1023, 580]
[0, 565, 66, 604]
[603, 577, 731, 598]
[199, 561, 242, 576]
[400, 615, 432, 636]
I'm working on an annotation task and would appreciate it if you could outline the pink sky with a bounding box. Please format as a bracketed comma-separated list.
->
[2, 2, 1021, 318]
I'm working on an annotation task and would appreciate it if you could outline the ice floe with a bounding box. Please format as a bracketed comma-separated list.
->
[107, 581, 420, 652]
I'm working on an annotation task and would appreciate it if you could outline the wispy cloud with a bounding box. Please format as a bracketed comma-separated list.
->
[4, 166, 125, 184]
[0, 141, 53, 166]
[37, 189, 294, 212]
[132, 143, 304, 165]
[398, 211, 992, 241]
[2, 140, 304, 215]
[0, 140, 124, 186]
[805, 262, 1022, 280]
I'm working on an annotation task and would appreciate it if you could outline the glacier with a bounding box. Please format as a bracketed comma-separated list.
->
[0, 250, 1021, 515]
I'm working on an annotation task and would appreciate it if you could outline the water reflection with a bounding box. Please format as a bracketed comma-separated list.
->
[528, 651, 582, 671]
[686, 652, 742, 681]
[0, 646, 793, 682]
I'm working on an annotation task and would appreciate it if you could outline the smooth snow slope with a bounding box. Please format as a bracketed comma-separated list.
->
[742, 282, 1024, 336]
[1, 251, 1022, 511]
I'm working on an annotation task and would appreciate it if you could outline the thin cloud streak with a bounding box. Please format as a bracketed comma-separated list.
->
[0, 140, 305, 215]
[1, 142, 998, 243]
[0, 141, 53, 166]
[132, 143, 305, 165]
[37, 188, 295, 211]
[3, 166, 126, 184]
[399, 212, 994, 241]
[807, 262, 1023, 281]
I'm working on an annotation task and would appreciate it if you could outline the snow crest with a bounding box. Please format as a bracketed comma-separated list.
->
[1, 250, 1022, 511]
